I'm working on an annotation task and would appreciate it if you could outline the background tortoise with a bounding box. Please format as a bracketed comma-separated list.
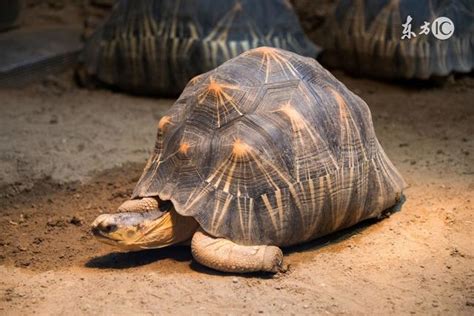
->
[83, 0, 318, 95]
[305, 0, 473, 79]
[91, 47, 406, 273]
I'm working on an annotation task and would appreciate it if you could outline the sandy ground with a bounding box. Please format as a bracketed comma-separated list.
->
[0, 72, 172, 195]
[0, 70, 473, 315]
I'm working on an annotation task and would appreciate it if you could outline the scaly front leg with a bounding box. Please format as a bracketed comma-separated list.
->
[191, 229, 283, 273]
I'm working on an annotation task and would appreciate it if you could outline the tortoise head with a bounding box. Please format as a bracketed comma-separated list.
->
[91, 198, 197, 250]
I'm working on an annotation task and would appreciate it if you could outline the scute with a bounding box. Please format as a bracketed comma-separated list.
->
[187, 74, 260, 129]
[133, 47, 406, 247]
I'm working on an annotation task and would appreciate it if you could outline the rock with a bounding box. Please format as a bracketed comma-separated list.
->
[49, 115, 58, 124]
[17, 245, 27, 251]
[70, 215, 83, 226]
[33, 237, 43, 244]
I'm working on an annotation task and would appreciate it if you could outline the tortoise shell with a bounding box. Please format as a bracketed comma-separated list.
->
[312, 0, 473, 79]
[132, 47, 406, 247]
[83, 0, 318, 95]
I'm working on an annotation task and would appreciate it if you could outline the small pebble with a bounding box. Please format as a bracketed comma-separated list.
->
[70, 215, 83, 226]
[17, 245, 27, 252]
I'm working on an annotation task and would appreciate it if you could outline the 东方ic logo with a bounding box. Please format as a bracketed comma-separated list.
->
[401, 16, 454, 40]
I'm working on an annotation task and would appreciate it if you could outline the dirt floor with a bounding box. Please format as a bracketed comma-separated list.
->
[0, 69, 473, 314]
[0, 72, 172, 195]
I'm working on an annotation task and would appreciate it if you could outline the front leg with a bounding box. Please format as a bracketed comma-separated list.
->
[191, 229, 283, 273]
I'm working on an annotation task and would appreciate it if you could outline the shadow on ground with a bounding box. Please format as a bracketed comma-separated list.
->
[86, 246, 192, 269]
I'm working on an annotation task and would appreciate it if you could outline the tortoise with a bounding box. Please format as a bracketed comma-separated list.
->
[91, 47, 406, 273]
[82, 0, 318, 95]
[303, 0, 473, 79]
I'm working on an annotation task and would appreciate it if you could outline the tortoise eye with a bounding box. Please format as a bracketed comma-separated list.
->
[102, 224, 117, 234]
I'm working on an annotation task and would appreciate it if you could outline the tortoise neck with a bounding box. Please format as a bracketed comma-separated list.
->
[137, 208, 198, 249]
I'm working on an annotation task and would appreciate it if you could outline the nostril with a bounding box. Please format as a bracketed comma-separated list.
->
[91, 215, 118, 236]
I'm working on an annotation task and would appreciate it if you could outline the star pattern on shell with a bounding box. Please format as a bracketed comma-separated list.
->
[132, 47, 406, 247]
